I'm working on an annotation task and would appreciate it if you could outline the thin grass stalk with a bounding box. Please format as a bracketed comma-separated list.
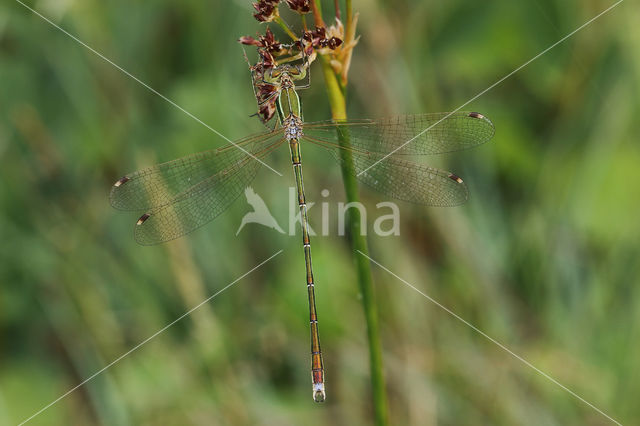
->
[319, 53, 389, 426]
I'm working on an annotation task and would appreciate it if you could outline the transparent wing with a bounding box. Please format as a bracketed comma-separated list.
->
[110, 131, 281, 211]
[305, 140, 469, 206]
[303, 112, 494, 156]
[110, 131, 285, 245]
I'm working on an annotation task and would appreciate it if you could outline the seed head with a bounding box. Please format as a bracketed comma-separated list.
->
[300, 26, 343, 55]
[252, 0, 280, 22]
[246, 62, 279, 123]
[285, 0, 311, 14]
[239, 28, 284, 55]
[258, 101, 277, 122]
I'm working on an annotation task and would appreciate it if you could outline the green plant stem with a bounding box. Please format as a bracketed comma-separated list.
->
[345, 0, 352, 35]
[319, 56, 389, 426]
[311, 0, 325, 27]
[274, 16, 298, 41]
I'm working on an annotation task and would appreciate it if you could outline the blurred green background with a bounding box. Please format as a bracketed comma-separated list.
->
[1, 0, 639, 424]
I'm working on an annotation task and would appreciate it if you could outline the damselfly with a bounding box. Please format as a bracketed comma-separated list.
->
[110, 61, 494, 402]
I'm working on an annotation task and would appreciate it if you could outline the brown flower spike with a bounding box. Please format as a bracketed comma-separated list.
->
[252, 0, 280, 22]
[285, 0, 311, 14]
[239, 28, 284, 55]
[299, 26, 343, 56]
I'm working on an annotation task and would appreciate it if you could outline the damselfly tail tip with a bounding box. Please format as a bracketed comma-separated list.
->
[113, 176, 130, 187]
[312, 383, 326, 403]
[136, 213, 151, 225]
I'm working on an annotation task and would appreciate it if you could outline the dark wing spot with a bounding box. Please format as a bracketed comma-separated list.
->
[114, 176, 130, 187]
[136, 213, 151, 225]
[468, 112, 485, 120]
[448, 173, 464, 184]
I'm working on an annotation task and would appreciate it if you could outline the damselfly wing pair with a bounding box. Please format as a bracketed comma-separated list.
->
[110, 62, 494, 401]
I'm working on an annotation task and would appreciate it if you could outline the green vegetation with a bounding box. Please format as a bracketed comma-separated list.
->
[1, 1, 638, 425]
